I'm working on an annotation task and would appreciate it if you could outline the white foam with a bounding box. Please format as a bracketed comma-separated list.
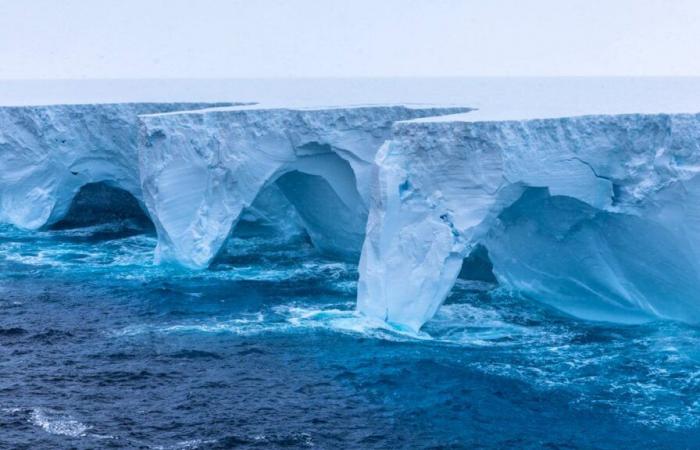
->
[29, 408, 89, 438]
[153, 438, 218, 450]
[112, 298, 551, 347]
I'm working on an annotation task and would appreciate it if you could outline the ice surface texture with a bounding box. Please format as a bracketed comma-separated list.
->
[138, 105, 470, 268]
[357, 113, 700, 330]
[0, 103, 232, 229]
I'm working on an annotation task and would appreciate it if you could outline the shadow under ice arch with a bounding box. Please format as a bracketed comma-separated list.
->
[138, 105, 471, 269]
[274, 164, 367, 259]
[50, 181, 154, 231]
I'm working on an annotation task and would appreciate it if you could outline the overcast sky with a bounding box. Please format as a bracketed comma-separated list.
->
[1, 0, 699, 79]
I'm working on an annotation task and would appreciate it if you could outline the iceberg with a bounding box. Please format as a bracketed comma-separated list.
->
[138, 105, 470, 268]
[0, 102, 233, 230]
[357, 112, 700, 331]
[4, 95, 700, 333]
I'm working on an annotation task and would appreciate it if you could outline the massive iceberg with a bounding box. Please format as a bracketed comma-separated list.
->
[0, 103, 233, 229]
[138, 105, 470, 268]
[357, 112, 700, 331]
[4, 95, 700, 333]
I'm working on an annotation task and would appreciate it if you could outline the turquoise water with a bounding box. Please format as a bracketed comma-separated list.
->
[1, 221, 700, 449]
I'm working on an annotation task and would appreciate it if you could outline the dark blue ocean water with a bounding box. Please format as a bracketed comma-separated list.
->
[2, 220, 700, 449]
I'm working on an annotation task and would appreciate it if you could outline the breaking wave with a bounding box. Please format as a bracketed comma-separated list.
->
[28, 408, 90, 438]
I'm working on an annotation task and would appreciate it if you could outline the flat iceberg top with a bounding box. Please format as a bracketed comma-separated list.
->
[400, 77, 700, 123]
[3, 78, 700, 119]
[0, 101, 238, 111]
[400, 111, 700, 128]
[139, 103, 472, 118]
[406, 107, 700, 124]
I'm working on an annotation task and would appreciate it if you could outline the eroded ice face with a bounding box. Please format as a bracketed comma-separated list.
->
[357, 112, 700, 331]
[137, 105, 470, 269]
[0, 102, 234, 230]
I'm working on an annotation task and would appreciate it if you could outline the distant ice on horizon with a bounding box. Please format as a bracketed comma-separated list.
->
[2, 77, 700, 121]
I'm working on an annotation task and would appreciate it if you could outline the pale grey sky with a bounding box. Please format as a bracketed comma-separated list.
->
[1, 0, 699, 79]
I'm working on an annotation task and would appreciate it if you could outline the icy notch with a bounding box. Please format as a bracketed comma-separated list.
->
[357, 113, 700, 331]
[50, 181, 154, 231]
[138, 105, 470, 268]
[0, 103, 234, 230]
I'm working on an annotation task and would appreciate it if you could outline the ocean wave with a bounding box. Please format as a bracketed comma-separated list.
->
[28, 407, 89, 438]
[108, 298, 700, 431]
[6, 221, 700, 435]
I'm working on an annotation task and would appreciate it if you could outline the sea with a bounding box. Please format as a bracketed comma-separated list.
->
[2, 216, 700, 448]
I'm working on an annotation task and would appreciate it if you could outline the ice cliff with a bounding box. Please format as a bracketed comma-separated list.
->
[138, 105, 471, 268]
[0, 103, 232, 229]
[4, 99, 700, 332]
[357, 113, 700, 331]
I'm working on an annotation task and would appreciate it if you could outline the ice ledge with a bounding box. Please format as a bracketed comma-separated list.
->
[403, 104, 700, 124]
[139, 102, 463, 117]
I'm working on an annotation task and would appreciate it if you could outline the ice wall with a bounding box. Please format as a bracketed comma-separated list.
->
[0, 103, 232, 229]
[357, 113, 700, 331]
[138, 105, 471, 268]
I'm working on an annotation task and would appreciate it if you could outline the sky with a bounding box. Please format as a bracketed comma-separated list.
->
[0, 0, 699, 79]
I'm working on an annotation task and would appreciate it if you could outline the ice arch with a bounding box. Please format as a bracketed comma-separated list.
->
[138, 105, 471, 268]
[0, 102, 233, 229]
[218, 153, 367, 263]
[357, 112, 700, 331]
[274, 162, 367, 259]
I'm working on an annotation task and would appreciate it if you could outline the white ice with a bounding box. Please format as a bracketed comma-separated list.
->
[138, 105, 470, 268]
[357, 112, 700, 331]
[0, 103, 231, 229]
[4, 79, 700, 332]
